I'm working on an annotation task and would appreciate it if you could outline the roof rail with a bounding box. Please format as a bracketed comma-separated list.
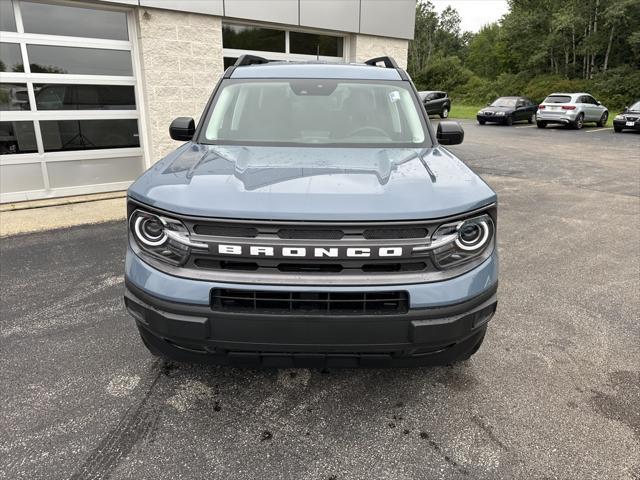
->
[234, 54, 270, 67]
[364, 56, 399, 69]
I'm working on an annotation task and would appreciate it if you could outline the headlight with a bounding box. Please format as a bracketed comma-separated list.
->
[496, 111, 505, 116]
[427, 214, 495, 269]
[615, 115, 624, 121]
[129, 209, 206, 265]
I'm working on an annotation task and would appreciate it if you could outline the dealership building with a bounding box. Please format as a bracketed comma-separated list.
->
[0, 0, 415, 203]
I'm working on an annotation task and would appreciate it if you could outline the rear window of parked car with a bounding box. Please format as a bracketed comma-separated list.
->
[544, 95, 572, 103]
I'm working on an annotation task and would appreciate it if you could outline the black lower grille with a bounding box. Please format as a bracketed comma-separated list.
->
[212, 289, 409, 315]
[194, 258, 429, 274]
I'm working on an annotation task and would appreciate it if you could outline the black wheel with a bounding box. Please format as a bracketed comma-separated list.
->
[596, 112, 608, 127]
[573, 113, 584, 129]
[478, 119, 486, 125]
[439, 107, 449, 119]
[536, 121, 546, 128]
[614, 126, 623, 133]
[505, 116, 513, 126]
[528, 115, 534, 124]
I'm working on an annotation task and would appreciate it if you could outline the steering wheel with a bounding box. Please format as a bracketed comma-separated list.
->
[346, 126, 389, 138]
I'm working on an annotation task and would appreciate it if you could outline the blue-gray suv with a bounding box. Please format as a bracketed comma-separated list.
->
[124, 56, 498, 368]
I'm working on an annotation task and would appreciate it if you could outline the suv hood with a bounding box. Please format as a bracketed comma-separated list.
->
[129, 144, 496, 221]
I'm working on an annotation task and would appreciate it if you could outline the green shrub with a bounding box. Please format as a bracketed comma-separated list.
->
[446, 69, 638, 111]
[413, 56, 474, 92]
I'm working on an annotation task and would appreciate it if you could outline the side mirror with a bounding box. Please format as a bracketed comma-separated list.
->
[597, 101, 602, 105]
[437, 121, 464, 146]
[486, 102, 491, 106]
[623, 106, 628, 112]
[169, 117, 195, 141]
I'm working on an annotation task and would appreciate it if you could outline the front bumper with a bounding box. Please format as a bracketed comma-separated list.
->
[124, 248, 498, 367]
[477, 114, 508, 123]
[613, 119, 640, 131]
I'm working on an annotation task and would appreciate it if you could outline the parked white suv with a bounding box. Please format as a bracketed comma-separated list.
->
[536, 93, 608, 129]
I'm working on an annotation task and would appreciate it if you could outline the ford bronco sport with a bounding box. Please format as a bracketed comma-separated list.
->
[124, 55, 498, 368]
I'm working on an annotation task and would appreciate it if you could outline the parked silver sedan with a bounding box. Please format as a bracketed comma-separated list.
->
[536, 93, 608, 129]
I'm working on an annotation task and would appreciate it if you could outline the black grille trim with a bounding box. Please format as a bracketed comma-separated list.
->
[193, 224, 258, 238]
[193, 257, 430, 274]
[212, 289, 409, 315]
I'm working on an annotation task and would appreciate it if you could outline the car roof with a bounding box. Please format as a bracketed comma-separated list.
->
[548, 92, 591, 96]
[229, 62, 403, 80]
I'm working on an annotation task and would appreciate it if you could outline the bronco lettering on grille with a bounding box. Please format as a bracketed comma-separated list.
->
[217, 244, 404, 258]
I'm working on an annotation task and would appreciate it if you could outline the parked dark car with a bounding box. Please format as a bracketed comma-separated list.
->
[613, 100, 640, 133]
[419, 90, 451, 118]
[477, 97, 537, 126]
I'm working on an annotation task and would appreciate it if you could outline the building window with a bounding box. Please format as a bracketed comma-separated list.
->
[222, 22, 346, 67]
[20, 1, 129, 40]
[26, 45, 133, 76]
[0, 0, 16, 32]
[289, 32, 343, 57]
[40, 119, 139, 152]
[0, 0, 144, 203]
[0, 83, 29, 110]
[0, 42, 24, 72]
[0, 121, 38, 154]
[33, 84, 136, 111]
[222, 25, 285, 53]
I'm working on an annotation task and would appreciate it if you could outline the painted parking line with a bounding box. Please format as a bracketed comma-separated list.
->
[585, 128, 613, 133]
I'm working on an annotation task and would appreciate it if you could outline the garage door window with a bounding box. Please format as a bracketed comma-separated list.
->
[0, 0, 145, 203]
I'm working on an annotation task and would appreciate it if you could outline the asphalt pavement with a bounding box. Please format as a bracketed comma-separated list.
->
[1, 122, 639, 480]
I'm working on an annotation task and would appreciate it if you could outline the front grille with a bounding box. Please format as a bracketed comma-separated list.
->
[193, 257, 429, 274]
[626, 116, 638, 121]
[191, 221, 430, 241]
[363, 227, 427, 239]
[194, 224, 258, 237]
[278, 228, 344, 239]
[212, 289, 409, 315]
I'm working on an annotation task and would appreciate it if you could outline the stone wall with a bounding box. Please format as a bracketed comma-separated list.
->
[350, 34, 409, 69]
[136, 8, 224, 161]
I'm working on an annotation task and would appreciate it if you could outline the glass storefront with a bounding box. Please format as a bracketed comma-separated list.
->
[0, 0, 144, 202]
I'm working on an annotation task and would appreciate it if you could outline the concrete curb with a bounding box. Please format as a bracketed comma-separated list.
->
[0, 197, 127, 237]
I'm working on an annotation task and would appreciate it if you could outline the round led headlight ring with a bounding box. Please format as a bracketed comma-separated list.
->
[134, 215, 167, 246]
[455, 219, 490, 251]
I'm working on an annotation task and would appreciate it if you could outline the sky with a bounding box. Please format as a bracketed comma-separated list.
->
[431, 0, 510, 32]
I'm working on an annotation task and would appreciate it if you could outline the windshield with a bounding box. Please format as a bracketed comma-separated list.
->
[544, 95, 572, 104]
[201, 79, 429, 147]
[629, 101, 640, 111]
[491, 98, 517, 108]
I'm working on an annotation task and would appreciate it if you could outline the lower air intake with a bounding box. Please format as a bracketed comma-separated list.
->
[212, 289, 409, 315]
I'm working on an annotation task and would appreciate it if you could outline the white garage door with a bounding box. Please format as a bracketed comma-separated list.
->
[0, 0, 147, 203]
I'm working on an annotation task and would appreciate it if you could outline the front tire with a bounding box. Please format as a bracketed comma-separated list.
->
[596, 112, 608, 127]
[440, 107, 449, 119]
[505, 116, 513, 126]
[528, 115, 534, 124]
[536, 121, 546, 128]
[614, 126, 623, 133]
[478, 119, 486, 125]
[573, 113, 584, 129]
